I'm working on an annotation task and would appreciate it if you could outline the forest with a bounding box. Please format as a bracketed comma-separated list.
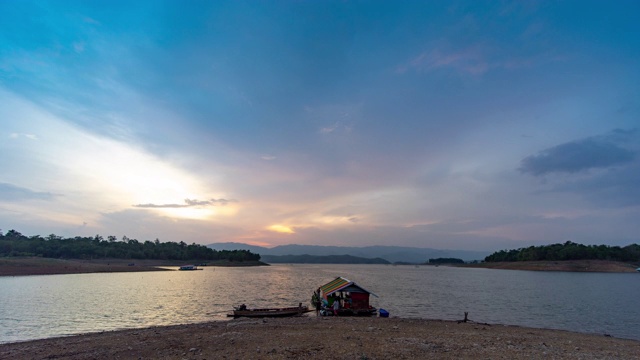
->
[428, 258, 465, 264]
[484, 241, 640, 263]
[0, 229, 260, 262]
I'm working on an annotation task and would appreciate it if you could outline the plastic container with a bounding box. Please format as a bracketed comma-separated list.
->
[379, 308, 389, 318]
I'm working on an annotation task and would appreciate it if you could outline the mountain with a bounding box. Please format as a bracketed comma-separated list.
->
[207, 242, 489, 263]
[260, 254, 390, 264]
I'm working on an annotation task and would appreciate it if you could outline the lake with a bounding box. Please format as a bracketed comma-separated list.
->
[1, 264, 639, 344]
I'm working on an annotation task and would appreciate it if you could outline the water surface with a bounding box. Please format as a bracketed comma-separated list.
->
[1, 264, 638, 343]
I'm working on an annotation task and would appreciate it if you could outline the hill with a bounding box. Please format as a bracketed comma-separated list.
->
[260, 254, 390, 264]
[207, 242, 489, 263]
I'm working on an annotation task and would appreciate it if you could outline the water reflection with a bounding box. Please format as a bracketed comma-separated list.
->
[1, 265, 639, 343]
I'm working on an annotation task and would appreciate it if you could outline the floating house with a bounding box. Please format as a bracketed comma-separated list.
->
[315, 277, 378, 316]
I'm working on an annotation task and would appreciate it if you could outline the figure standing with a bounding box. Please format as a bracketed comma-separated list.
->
[311, 289, 321, 316]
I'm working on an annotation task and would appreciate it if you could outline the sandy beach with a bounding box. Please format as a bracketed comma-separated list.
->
[2, 317, 639, 359]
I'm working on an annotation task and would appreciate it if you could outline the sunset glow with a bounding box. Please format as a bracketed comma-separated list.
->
[268, 225, 295, 234]
[1, 1, 638, 251]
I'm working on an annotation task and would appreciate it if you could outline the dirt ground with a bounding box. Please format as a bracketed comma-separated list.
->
[1, 317, 639, 359]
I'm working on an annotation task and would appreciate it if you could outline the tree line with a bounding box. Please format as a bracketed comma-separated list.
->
[0, 229, 261, 262]
[484, 241, 640, 263]
[428, 258, 464, 264]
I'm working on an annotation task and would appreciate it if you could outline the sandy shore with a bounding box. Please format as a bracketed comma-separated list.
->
[0, 257, 266, 276]
[0, 257, 172, 276]
[1, 317, 639, 359]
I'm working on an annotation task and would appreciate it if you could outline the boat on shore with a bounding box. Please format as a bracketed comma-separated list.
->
[229, 303, 311, 318]
[178, 265, 202, 271]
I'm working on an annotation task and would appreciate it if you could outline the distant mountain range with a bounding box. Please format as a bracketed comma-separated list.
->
[260, 254, 390, 264]
[207, 243, 490, 263]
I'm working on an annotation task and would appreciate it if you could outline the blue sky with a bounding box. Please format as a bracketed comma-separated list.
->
[1, 0, 638, 251]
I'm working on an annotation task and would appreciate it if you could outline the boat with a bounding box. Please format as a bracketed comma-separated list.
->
[312, 276, 378, 316]
[178, 265, 202, 270]
[636, 268, 640, 272]
[229, 303, 311, 318]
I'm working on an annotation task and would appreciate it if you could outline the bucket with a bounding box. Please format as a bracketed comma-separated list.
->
[379, 308, 389, 318]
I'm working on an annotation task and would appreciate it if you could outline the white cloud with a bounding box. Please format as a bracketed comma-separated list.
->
[0, 89, 218, 226]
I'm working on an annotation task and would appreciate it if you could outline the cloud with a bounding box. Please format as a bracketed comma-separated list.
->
[132, 198, 236, 209]
[319, 121, 352, 135]
[520, 130, 640, 208]
[547, 164, 640, 207]
[0, 183, 54, 201]
[397, 46, 489, 75]
[9, 133, 37, 140]
[519, 130, 637, 176]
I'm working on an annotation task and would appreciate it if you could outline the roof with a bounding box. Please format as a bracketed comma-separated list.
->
[319, 277, 378, 298]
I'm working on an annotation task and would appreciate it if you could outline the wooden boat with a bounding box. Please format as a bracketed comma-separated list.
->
[230, 304, 311, 318]
[178, 265, 202, 270]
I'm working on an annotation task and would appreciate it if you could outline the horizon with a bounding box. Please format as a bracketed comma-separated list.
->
[1, 1, 639, 252]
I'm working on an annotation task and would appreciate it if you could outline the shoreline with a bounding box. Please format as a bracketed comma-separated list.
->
[460, 259, 639, 272]
[0, 257, 267, 277]
[3, 257, 639, 277]
[2, 317, 639, 359]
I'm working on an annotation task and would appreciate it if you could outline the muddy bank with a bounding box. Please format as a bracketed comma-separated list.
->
[1, 317, 639, 359]
[0, 257, 265, 277]
[462, 259, 639, 272]
[0, 257, 171, 276]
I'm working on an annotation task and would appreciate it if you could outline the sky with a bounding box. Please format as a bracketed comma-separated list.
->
[1, 0, 639, 252]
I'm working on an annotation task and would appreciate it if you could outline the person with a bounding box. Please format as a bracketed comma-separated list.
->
[238, 304, 247, 311]
[344, 294, 352, 309]
[311, 289, 321, 316]
[332, 296, 340, 315]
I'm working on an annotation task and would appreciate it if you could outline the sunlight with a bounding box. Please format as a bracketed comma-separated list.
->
[0, 93, 228, 223]
[268, 224, 295, 234]
[159, 207, 215, 220]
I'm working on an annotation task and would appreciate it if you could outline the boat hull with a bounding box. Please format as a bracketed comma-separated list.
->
[231, 306, 312, 318]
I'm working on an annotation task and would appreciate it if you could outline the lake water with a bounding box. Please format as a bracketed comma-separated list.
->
[1, 264, 639, 344]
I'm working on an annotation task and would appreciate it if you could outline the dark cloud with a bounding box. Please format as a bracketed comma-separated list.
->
[0, 183, 54, 201]
[133, 198, 236, 209]
[519, 130, 637, 176]
[549, 164, 640, 207]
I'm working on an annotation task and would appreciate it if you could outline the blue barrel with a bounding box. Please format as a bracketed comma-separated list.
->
[379, 308, 389, 318]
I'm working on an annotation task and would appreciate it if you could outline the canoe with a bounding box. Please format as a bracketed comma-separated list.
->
[230, 305, 311, 318]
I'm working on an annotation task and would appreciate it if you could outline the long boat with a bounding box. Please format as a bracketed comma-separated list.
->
[229, 304, 311, 318]
[178, 265, 202, 270]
